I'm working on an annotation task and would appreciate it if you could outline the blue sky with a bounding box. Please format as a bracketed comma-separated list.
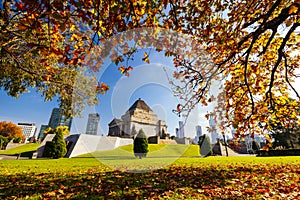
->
[0, 49, 215, 139]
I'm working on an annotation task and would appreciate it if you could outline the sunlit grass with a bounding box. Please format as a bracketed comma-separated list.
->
[1, 154, 299, 175]
[0, 154, 299, 199]
[0, 143, 39, 156]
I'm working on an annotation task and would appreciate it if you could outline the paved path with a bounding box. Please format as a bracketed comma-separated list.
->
[0, 155, 29, 160]
[219, 143, 255, 156]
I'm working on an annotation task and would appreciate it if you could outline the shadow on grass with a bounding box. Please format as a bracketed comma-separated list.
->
[20, 150, 36, 158]
[0, 166, 232, 199]
[0, 150, 35, 159]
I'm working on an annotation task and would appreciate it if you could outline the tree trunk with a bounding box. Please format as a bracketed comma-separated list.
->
[223, 134, 228, 157]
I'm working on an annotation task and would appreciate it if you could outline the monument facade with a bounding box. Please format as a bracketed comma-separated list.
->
[108, 99, 167, 138]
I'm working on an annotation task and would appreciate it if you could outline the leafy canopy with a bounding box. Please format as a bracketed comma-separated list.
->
[1, 0, 300, 137]
[0, 121, 25, 142]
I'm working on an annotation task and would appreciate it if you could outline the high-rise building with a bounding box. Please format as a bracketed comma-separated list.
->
[86, 113, 100, 135]
[175, 128, 179, 138]
[209, 115, 219, 144]
[48, 107, 72, 131]
[196, 125, 202, 138]
[37, 124, 49, 140]
[58, 114, 72, 131]
[17, 123, 36, 142]
[48, 108, 60, 129]
[178, 121, 185, 138]
[194, 125, 202, 143]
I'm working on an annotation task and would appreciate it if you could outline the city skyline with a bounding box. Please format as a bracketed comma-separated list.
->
[0, 91, 214, 139]
[0, 51, 219, 139]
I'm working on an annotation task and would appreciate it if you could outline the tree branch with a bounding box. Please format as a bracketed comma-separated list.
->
[283, 53, 300, 99]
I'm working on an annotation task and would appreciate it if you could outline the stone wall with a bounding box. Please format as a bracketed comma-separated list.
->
[36, 134, 56, 158]
[175, 137, 191, 145]
[5, 143, 25, 150]
[65, 134, 133, 158]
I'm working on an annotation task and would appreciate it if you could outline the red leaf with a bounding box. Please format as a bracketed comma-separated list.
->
[177, 104, 181, 112]
[15, 2, 26, 11]
[65, 45, 71, 52]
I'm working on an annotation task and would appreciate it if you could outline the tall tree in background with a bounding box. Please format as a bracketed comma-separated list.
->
[1, 0, 300, 139]
[0, 121, 25, 142]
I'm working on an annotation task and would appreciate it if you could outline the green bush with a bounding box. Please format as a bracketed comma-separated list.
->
[43, 141, 53, 158]
[198, 134, 212, 157]
[0, 136, 9, 150]
[42, 126, 68, 159]
[252, 141, 260, 151]
[134, 129, 149, 159]
[13, 137, 22, 143]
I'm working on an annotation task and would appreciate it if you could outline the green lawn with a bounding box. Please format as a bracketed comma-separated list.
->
[77, 144, 199, 172]
[0, 144, 299, 199]
[0, 143, 39, 157]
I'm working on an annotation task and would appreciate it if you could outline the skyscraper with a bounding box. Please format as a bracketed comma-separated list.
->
[48, 107, 72, 131]
[86, 113, 100, 135]
[58, 114, 72, 131]
[196, 125, 202, 138]
[209, 115, 219, 144]
[175, 128, 179, 138]
[17, 123, 36, 142]
[37, 124, 49, 140]
[178, 121, 185, 138]
[48, 108, 60, 129]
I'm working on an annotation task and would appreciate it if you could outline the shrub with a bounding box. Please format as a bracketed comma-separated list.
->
[198, 134, 212, 157]
[43, 141, 54, 157]
[134, 129, 149, 159]
[252, 141, 260, 151]
[13, 137, 22, 143]
[42, 126, 68, 159]
[0, 136, 9, 150]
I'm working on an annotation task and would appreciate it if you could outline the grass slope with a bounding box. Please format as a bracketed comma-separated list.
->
[76, 144, 200, 171]
[0, 143, 39, 157]
[79, 144, 199, 158]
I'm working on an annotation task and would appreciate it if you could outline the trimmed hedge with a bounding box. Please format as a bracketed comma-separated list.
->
[255, 149, 300, 156]
[134, 129, 149, 159]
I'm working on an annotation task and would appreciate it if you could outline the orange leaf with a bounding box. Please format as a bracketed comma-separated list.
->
[288, 5, 298, 14]
[177, 104, 181, 112]
[44, 75, 51, 81]
[118, 66, 125, 73]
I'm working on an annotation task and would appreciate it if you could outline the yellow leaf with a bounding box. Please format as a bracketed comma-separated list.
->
[58, 189, 64, 194]
[70, 24, 76, 31]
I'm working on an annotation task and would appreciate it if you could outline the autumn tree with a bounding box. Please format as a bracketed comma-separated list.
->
[1, 0, 300, 140]
[0, 121, 25, 142]
[269, 98, 300, 148]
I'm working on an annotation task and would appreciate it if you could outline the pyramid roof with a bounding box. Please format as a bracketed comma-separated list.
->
[128, 98, 152, 112]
